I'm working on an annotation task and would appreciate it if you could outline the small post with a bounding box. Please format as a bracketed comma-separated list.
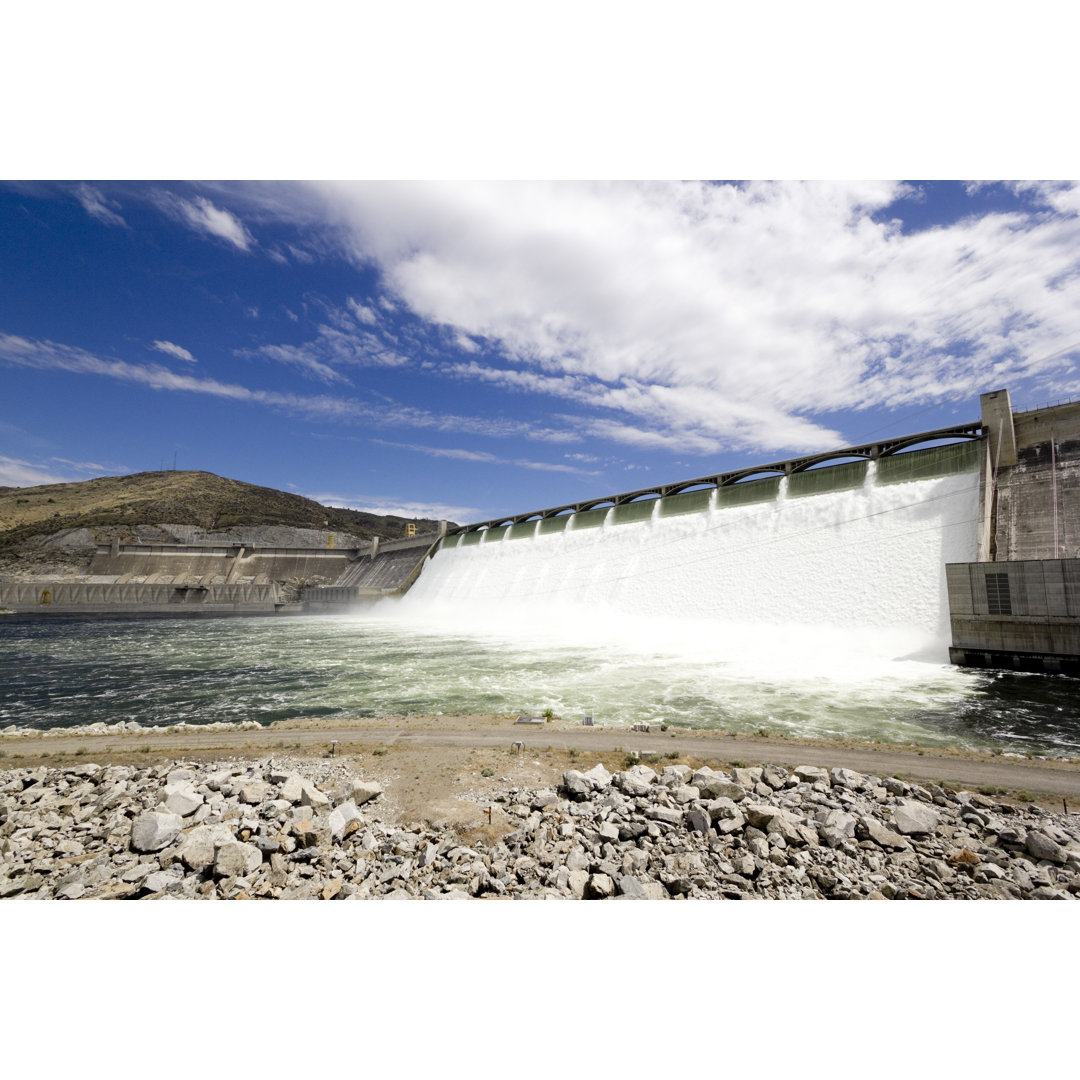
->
[330, 740, 338, 758]
[486, 806, 492, 825]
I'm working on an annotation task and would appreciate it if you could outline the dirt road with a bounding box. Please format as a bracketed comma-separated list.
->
[5, 716, 1080, 799]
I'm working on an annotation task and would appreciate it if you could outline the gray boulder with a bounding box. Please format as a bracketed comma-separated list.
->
[164, 785, 203, 817]
[566, 847, 590, 871]
[697, 778, 746, 802]
[857, 816, 910, 850]
[660, 765, 692, 788]
[732, 767, 762, 787]
[329, 801, 363, 842]
[585, 873, 615, 899]
[143, 869, 183, 894]
[349, 781, 383, 806]
[214, 841, 263, 878]
[817, 809, 857, 847]
[829, 767, 864, 789]
[742, 804, 787, 832]
[616, 876, 649, 899]
[794, 765, 830, 786]
[893, 799, 940, 836]
[131, 811, 184, 853]
[567, 869, 589, 898]
[279, 774, 306, 803]
[614, 771, 652, 797]
[177, 823, 237, 872]
[561, 771, 593, 799]
[299, 782, 331, 811]
[240, 781, 272, 805]
[581, 764, 613, 790]
[1026, 831, 1068, 865]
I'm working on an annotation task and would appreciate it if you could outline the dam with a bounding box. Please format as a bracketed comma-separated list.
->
[410, 445, 981, 656]
[3, 388, 1079, 682]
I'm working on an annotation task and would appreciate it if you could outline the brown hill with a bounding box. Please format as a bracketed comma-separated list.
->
[0, 470, 449, 554]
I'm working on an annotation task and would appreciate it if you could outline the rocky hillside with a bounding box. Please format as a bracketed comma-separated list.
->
[0, 470, 449, 575]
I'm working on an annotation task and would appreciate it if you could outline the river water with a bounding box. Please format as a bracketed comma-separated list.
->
[2, 467, 1079, 755]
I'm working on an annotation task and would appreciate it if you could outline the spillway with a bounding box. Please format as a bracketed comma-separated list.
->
[395, 461, 980, 670]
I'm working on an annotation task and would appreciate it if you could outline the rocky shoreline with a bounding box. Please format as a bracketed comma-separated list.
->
[2, 754, 1078, 899]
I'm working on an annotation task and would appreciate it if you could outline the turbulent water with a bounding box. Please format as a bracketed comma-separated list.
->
[2, 469, 1079, 755]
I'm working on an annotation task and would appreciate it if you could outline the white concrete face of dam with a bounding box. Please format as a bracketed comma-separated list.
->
[391, 467, 980, 676]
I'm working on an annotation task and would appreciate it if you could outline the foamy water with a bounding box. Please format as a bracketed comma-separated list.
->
[395, 468, 979, 663]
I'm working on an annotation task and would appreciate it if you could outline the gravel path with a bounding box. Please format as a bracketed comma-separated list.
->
[4, 719, 1080, 798]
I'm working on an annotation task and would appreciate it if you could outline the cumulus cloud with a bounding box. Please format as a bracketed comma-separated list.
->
[156, 192, 255, 251]
[279, 180, 1080, 455]
[73, 183, 126, 227]
[151, 339, 197, 363]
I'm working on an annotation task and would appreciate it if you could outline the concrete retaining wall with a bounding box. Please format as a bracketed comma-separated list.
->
[87, 544, 361, 585]
[947, 559, 1080, 673]
[0, 581, 281, 615]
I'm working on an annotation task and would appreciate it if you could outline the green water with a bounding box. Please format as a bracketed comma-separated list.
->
[1, 614, 1078, 757]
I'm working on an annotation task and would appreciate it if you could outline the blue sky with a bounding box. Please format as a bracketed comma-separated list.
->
[2, 180, 1079, 524]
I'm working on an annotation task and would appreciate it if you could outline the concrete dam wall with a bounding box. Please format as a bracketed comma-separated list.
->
[0, 532, 443, 615]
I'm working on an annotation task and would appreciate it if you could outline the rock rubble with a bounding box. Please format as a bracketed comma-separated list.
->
[2, 756, 1079, 899]
[0, 719, 263, 738]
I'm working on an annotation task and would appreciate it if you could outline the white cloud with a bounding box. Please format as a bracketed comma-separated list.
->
[50, 456, 127, 473]
[0, 453, 124, 487]
[151, 339, 197, 363]
[276, 180, 1080, 454]
[371, 439, 599, 475]
[73, 183, 126, 227]
[0, 456, 73, 487]
[348, 298, 378, 324]
[0, 331, 582, 446]
[248, 342, 350, 385]
[305, 493, 475, 522]
[156, 192, 255, 251]
[244, 317, 410, 384]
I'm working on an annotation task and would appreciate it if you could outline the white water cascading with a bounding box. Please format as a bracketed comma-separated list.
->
[393, 465, 980, 673]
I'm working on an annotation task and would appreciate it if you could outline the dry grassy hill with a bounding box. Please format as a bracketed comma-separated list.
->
[0, 470, 449, 575]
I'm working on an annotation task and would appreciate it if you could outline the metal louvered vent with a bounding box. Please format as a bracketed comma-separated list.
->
[986, 572, 1012, 615]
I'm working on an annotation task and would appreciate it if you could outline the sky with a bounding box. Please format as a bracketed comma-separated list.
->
[2, 179, 1080, 524]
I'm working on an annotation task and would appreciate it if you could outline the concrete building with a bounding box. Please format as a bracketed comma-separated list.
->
[947, 390, 1080, 674]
